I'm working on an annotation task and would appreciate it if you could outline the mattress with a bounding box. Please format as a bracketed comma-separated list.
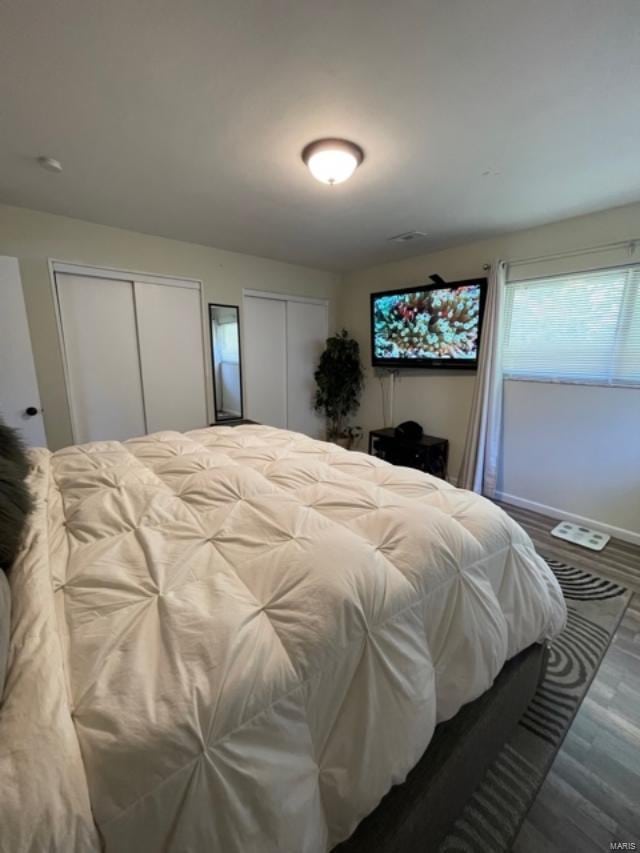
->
[0, 425, 566, 852]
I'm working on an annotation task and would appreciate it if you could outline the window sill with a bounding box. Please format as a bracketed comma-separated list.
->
[503, 376, 640, 390]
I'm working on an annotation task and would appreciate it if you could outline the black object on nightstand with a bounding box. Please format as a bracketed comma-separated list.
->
[368, 428, 449, 480]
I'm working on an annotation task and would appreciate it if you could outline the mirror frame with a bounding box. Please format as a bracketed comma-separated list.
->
[209, 303, 244, 422]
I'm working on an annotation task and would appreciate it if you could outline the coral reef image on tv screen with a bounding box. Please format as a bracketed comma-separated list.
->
[373, 284, 482, 361]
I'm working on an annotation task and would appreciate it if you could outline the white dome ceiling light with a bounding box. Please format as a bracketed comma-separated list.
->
[302, 138, 364, 186]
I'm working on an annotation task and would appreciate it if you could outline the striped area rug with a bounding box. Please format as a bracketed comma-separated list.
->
[439, 558, 630, 853]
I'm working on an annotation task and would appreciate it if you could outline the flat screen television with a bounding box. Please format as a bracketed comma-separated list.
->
[371, 277, 488, 369]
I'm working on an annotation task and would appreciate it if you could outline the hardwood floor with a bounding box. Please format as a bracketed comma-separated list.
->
[498, 502, 640, 853]
[498, 501, 640, 595]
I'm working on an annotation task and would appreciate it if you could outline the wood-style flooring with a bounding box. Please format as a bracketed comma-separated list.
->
[498, 502, 640, 853]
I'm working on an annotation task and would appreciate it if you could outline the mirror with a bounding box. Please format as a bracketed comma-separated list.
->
[209, 304, 244, 422]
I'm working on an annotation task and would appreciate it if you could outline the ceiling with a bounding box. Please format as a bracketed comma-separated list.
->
[1, 0, 639, 272]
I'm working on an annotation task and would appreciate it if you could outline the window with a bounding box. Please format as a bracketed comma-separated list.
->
[502, 264, 640, 386]
[216, 321, 240, 364]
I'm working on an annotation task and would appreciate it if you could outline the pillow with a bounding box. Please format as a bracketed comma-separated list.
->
[0, 571, 9, 701]
[0, 419, 33, 574]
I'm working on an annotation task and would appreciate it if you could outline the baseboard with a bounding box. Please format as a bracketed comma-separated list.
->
[494, 490, 640, 547]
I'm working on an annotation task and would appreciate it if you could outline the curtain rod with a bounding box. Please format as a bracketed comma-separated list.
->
[505, 238, 638, 269]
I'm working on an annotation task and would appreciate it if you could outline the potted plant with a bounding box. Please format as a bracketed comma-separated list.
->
[314, 330, 364, 449]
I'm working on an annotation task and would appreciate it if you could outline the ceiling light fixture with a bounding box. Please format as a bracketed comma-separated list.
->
[302, 138, 364, 185]
[37, 156, 63, 173]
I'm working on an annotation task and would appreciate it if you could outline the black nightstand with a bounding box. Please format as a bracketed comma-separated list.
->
[368, 428, 449, 480]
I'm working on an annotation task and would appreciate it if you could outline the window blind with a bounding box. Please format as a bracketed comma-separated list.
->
[503, 264, 640, 386]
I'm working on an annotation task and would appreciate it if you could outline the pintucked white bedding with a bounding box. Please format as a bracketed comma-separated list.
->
[0, 424, 566, 852]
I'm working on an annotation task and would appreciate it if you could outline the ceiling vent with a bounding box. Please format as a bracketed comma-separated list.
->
[387, 230, 427, 243]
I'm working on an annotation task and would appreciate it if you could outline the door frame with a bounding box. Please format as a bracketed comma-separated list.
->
[48, 260, 212, 443]
[242, 288, 329, 307]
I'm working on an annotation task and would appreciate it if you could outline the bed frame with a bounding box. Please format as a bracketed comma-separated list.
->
[335, 642, 548, 852]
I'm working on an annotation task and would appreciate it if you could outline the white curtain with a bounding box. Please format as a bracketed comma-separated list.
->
[458, 260, 506, 496]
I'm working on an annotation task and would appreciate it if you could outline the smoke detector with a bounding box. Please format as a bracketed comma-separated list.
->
[387, 230, 427, 243]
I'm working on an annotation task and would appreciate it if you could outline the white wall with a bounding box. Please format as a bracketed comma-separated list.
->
[0, 204, 339, 449]
[499, 381, 640, 540]
[339, 200, 640, 541]
[219, 362, 242, 416]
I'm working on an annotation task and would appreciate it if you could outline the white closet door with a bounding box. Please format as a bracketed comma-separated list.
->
[243, 296, 287, 428]
[286, 301, 328, 438]
[56, 273, 146, 443]
[0, 257, 47, 446]
[134, 282, 207, 433]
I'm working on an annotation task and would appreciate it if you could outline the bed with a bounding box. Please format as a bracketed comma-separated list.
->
[0, 424, 566, 852]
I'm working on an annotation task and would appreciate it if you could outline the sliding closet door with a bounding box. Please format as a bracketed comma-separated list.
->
[286, 301, 328, 438]
[134, 282, 207, 433]
[243, 296, 287, 427]
[56, 273, 146, 443]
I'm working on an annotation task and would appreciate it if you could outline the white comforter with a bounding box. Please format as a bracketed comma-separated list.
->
[0, 425, 566, 853]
